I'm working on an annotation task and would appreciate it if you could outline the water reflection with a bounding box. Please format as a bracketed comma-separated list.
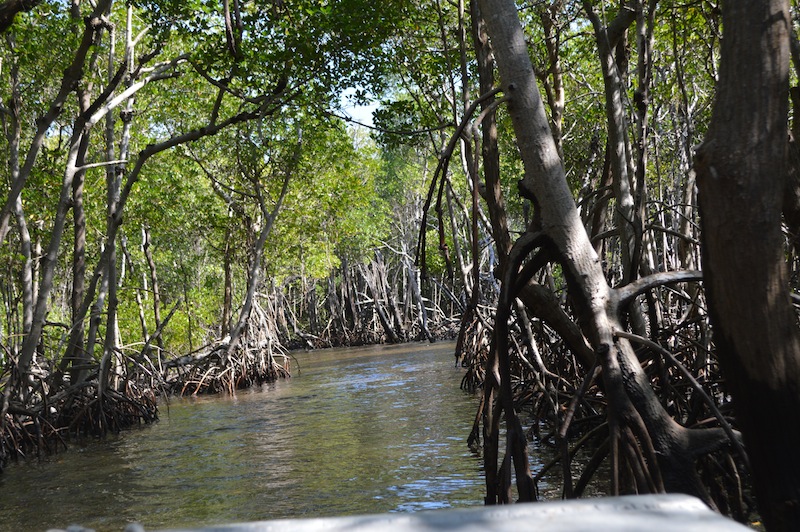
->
[2, 342, 487, 530]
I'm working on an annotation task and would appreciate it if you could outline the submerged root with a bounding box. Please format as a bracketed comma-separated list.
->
[456, 309, 492, 392]
[168, 343, 290, 396]
[57, 383, 158, 437]
[0, 375, 158, 471]
[0, 408, 66, 468]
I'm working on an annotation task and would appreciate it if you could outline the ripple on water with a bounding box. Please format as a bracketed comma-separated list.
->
[3, 342, 492, 530]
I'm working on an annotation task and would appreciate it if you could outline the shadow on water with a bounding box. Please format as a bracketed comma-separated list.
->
[2, 342, 502, 531]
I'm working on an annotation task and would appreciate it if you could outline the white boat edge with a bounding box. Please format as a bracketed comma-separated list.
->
[139, 494, 752, 532]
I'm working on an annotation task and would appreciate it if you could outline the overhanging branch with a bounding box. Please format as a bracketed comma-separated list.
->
[615, 269, 703, 307]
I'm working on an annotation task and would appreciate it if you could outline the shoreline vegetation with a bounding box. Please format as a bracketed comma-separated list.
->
[0, 253, 464, 471]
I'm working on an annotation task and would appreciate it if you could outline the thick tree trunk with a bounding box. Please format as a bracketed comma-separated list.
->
[694, 1, 800, 529]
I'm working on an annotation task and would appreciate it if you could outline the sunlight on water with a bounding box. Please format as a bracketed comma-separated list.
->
[2, 342, 494, 530]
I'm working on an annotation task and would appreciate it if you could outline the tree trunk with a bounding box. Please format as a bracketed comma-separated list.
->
[13, 196, 32, 338]
[405, 255, 432, 341]
[0, 2, 113, 247]
[362, 260, 401, 344]
[66, 137, 88, 368]
[3, 56, 32, 346]
[142, 224, 164, 355]
[227, 143, 294, 355]
[120, 236, 151, 348]
[327, 270, 348, 342]
[376, 250, 405, 341]
[479, 0, 731, 503]
[18, 126, 86, 376]
[60, 87, 94, 382]
[694, 1, 800, 529]
[222, 230, 233, 338]
[341, 257, 361, 332]
[583, 0, 638, 284]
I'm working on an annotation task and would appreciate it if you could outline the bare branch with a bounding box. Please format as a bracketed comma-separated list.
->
[74, 159, 128, 171]
[615, 269, 703, 307]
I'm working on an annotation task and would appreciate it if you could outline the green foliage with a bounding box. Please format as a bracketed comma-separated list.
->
[266, 116, 390, 278]
[423, 227, 451, 278]
[373, 98, 430, 150]
[0, 0, 728, 363]
[130, 0, 408, 111]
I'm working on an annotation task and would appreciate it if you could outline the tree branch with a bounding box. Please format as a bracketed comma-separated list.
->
[0, 0, 113, 247]
[615, 269, 702, 307]
[416, 86, 503, 272]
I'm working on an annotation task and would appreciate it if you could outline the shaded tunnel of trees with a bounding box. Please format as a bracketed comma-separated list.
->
[1, 0, 800, 530]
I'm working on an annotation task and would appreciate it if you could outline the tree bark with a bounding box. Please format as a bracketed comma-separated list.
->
[362, 258, 401, 344]
[18, 124, 87, 375]
[694, 1, 800, 529]
[61, 84, 96, 378]
[583, 0, 638, 284]
[341, 257, 361, 332]
[405, 255, 432, 341]
[327, 270, 348, 341]
[4, 60, 33, 341]
[479, 0, 731, 503]
[142, 225, 164, 355]
[222, 231, 233, 338]
[226, 149, 293, 356]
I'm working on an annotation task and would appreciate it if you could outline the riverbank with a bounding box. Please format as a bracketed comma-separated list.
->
[4, 342, 485, 531]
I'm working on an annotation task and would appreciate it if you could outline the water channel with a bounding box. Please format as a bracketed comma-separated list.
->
[2, 341, 507, 531]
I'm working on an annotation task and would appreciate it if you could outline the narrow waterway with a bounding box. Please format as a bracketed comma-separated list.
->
[3, 341, 494, 531]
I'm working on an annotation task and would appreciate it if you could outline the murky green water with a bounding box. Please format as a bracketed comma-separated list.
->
[2, 342, 493, 531]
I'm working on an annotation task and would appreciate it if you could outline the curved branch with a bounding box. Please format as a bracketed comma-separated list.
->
[646, 223, 701, 246]
[0, 0, 113, 247]
[470, 94, 511, 139]
[512, 246, 554, 295]
[615, 269, 703, 307]
[415, 86, 503, 271]
[486, 229, 546, 503]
